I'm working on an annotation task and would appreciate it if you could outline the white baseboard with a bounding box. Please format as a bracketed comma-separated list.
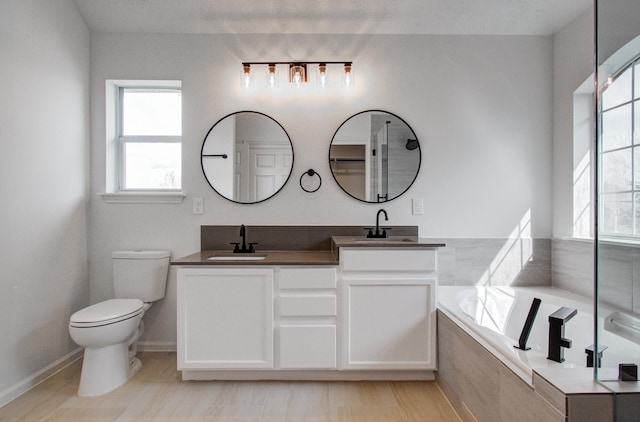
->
[0, 347, 83, 409]
[137, 341, 176, 352]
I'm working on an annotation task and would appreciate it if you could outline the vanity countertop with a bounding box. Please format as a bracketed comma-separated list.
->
[171, 250, 339, 266]
[331, 236, 446, 259]
[172, 237, 446, 266]
[331, 236, 446, 248]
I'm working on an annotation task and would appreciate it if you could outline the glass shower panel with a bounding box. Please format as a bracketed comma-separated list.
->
[596, 0, 640, 401]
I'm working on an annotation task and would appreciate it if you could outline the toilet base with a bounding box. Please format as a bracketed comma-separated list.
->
[78, 342, 136, 397]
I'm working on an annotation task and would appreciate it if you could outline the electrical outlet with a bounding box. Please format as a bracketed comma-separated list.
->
[412, 198, 424, 215]
[192, 197, 204, 215]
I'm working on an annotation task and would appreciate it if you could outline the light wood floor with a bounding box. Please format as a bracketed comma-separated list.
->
[0, 352, 461, 421]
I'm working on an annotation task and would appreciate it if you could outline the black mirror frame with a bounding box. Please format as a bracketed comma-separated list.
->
[201, 110, 295, 204]
[328, 109, 421, 203]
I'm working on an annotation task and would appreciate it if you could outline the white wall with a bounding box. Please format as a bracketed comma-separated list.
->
[89, 33, 553, 345]
[552, 8, 595, 238]
[0, 0, 90, 397]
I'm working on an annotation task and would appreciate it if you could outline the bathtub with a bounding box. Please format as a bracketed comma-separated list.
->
[438, 286, 640, 387]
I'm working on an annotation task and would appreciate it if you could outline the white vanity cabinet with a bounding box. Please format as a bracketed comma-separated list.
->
[340, 248, 438, 370]
[276, 267, 337, 369]
[177, 267, 274, 370]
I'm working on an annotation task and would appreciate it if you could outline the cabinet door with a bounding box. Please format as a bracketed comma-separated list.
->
[278, 325, 336, 369]
[342, 278, 436, 370]
[177, 268, 273, 369]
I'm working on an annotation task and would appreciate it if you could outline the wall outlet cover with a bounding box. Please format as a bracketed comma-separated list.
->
[192, 197, 204, 214]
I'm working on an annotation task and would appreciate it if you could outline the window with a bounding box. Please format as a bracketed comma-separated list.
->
[599, 59, 640, 238]
[117, 85, 182, 191]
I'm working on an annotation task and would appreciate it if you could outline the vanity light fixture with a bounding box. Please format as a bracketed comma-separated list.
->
[241, 61, 353, 90]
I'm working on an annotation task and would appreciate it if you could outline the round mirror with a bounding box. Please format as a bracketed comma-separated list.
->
[329, 110, 421, 203]
[201, 111, 294, 204]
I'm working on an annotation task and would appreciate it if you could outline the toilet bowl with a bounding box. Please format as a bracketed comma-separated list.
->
[69, 299, 145, 397]
[68, 250, 170, 397]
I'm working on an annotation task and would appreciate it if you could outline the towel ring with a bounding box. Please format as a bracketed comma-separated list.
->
[300, 169, 322, 193]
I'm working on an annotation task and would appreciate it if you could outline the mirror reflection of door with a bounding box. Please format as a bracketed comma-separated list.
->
[240, 144, 292, 203]
[201, 111, 294, 204]
[329, 110, 420, 203]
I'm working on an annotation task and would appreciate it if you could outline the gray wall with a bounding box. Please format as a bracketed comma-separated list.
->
[0, 0, 90, 397]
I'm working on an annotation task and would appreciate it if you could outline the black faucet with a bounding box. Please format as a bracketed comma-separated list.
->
[231, 224, 257, 253]
[514, 297, 541, 351]
[585, 344, 607, 368]
[365, 209, 390, 238]
[547, 307, 577, 363]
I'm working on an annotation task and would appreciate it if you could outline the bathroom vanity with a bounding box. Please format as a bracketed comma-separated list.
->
[172, 226, 444, 381]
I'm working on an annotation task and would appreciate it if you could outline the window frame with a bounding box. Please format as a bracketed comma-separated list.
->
[117, 86, 182, 192]
[100, 79, 185, 204]
[599, 57, 640, 241]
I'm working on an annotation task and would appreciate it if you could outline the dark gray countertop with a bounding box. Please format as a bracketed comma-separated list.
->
[172, 236, 445, 266]
[171, 250, 339, 266]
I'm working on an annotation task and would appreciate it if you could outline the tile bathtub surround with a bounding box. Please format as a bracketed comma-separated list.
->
[551, 238, 594, 297]
[200, 225, 419, 251]
[430, 238, 552, 287]
[553, 237, 640, 317]
[436, 311, 613, 422]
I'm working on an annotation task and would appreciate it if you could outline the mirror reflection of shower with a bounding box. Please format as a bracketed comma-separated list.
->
[371, 121, 389, 202]
[329, 110, 421, 203]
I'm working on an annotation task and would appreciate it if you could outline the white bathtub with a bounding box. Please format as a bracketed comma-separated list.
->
[438, 286, 640, 387]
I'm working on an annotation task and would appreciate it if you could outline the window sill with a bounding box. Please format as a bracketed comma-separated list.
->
[598, 236, 640, 248]
[558, 236, 640, 249]
[98, 191, 186, 204]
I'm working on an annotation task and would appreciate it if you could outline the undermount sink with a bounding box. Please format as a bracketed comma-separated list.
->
[351, 237, 417, 244]
[207, 254, 267, 261]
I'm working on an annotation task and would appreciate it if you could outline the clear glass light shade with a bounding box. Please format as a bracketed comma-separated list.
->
[289, 64, 307, 88]
[317, 63, 329, 88]
[342, 64, 354, 88]
[242, 65, 254, 89]
[266, 64, 279, 88]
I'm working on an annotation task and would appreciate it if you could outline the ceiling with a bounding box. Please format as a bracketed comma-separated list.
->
[72, 0, 592, 36]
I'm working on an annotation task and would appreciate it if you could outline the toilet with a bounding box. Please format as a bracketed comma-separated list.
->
[69, 250, 170, 397]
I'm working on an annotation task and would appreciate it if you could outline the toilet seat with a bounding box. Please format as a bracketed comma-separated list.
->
[70, 299, 144, 328]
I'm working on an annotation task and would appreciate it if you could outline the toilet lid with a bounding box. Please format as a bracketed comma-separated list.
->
[70, 299, 144, 327]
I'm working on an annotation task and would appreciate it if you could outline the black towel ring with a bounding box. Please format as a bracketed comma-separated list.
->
[300, 169, 322, 193]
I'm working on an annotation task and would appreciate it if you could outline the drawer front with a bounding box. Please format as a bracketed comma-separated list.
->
[279, 267, 337, 289]
[341, 249, 436, 272]
[278, 295, 337, 317]
[279, 325, 336, 369]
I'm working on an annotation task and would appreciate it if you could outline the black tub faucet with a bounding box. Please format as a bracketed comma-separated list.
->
[514, 297, 541, 351]
[366, 209, 390, 238]
[231, 224, 257, 253]
[547, 307, 577, 363]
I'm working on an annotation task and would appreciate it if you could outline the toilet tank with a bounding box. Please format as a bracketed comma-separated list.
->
[112, 250, 170, 302]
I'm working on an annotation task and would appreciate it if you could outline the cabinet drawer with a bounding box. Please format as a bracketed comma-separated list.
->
[279, 267, 337, 289]
[341, 249, 436, 272]
[279, 325, 336, 369]
[278, 295, 336, 317]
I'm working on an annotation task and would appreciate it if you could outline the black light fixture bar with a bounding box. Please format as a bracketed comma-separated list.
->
[242, 61, 352, 66]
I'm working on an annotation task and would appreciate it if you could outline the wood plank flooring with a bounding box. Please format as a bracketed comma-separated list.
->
[0, 352, 461, 421]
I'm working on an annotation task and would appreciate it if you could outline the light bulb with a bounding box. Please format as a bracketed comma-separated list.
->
[267, 64, 278, 88]
[317, 63, 328, 88]
[242, 64, 253, 89]
[343, 63, 353, 88]
[289, 64, 307, 88]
